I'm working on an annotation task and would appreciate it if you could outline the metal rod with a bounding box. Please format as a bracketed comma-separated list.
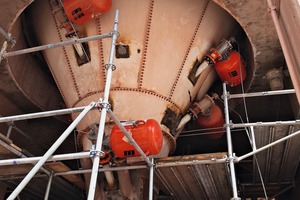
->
[267, 0, 300, 103]
[155, 157, 227, 167]
[3, 33, 111, 58]
[237, 129, 300, 162]
[231, 120, 300, 128]
[0, 106, 87, 123]
[107, 110, 152, 166]
[44, 171, 54, 200]
[87, 10, 119, 200]
[0, 151, 91, 166]
[7, 102, 95, 200]
[55, 165, 148, 176]
[223, 83, 240, 199]
[149, 158, 154, 200]
[6, 123, 13, 138]
[250, 126, 257, 150]
[227, 89, 295, 99]
[0, 27, 15, 44]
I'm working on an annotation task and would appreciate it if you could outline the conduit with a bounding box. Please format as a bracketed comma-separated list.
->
[267, 0, 300, 104]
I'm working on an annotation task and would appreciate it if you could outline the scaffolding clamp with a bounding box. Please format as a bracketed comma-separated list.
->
[109, 30, 120, 38]
[90, 145, 104, 158]
[105, 63, 116, 71]
[225, 155, 239, 163]
[95, 98, 111, 110]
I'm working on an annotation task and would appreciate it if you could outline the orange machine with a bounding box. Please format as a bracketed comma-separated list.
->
[214, 50, 247, 86]
[110, 119, 163, 158]
[64, 0, 112, 24]
[196, 104, 225, 139]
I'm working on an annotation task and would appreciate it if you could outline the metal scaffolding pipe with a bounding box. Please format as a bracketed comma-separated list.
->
[231, 120, 300, 128]
[108, 110, 152, 166]
[237, 129, 300, 162]
[223, 83, 240, 200]
[0, 151, 90, 166]
[44, 171, 54, 200]
[0, 27, 15, 44]
[7, 102, 95, 200]
[3, 33, 111, 58]
[149, 158, 154, 200]
[0, 106, 87, 123]
[87, 11, 119, 200]
[267, 0, 300, 103]
[227, 89, 295, 99]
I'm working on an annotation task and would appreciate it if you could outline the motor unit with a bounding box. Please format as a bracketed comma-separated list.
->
[110, 119, 163, 158]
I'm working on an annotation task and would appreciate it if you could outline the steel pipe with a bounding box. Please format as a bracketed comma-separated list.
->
[267, 0, 300, 103]
[44, 171, 54, 200]
[0, 27, 15, 44]
[237, 129, 300, 162]
[7, 102, 95, 200]
[227, 89, 295, 99]
[3, 33, 111, 58]
[0, 151, 91, 166]
[149, 158, 154, 200]
[223, 83, 240, 200]
[0, 106, 87, 123]
[87, 10, 119, 200]
[231, 120, 300, 128]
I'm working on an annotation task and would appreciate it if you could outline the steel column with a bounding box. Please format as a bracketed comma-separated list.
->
[267, 0, 300, 103]
[223, 83, 240, 200]
[87, 10, 119, 200]
[149, 158, 154, 200]
[7, 102, 95, 200]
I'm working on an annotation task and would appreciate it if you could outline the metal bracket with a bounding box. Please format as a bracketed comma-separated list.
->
[105, 63, 116, 71]
[221, 91, 231, 100]
[95, 99, 111, 110]
[89, 145, 104, 158]
[225, 155, 239, 163]
[109, 30, 120, 38]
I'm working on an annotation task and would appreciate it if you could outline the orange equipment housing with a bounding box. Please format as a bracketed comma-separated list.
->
[214, 50, 247, 86]
[196, 104, 225, 139]
[110, 119, 163, 158]
[63, 0, 112, 24]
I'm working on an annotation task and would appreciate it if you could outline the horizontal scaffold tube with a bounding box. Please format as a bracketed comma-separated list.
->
[0, 106, 89, 123]
[3, 33, 111, 58]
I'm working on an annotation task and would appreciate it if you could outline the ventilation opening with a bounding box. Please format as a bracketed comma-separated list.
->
[116, 44, 130, 58]
[124, 150, 135, 156]
[73, 42, 91, 66]
[188, 59, 201, 85]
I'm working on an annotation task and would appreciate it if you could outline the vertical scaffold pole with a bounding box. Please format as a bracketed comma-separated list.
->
[7, 102, 95, 200]
[44, 171, 54, 200]
[222, 83, 240, 200]
[87, 10, 119, 200]
[149, 158, 154, 200]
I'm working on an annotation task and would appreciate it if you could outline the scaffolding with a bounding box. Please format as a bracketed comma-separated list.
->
[0, 10, 300, 200]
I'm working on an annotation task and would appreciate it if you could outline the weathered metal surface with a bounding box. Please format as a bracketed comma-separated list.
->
[155, 153, 231, 200]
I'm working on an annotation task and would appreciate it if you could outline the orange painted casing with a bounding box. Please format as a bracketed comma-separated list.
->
[196, 104, 225, 139]
[110, 119, 163, 158]
[214, 50, 247, 86]
[64, 0, 112, 24]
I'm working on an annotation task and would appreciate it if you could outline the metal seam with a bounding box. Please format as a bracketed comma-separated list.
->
[169, 0, 210, 99]
[71, 87, 182, 112]
[49, 0, 81, 98]
[138, 0, 154, 89]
